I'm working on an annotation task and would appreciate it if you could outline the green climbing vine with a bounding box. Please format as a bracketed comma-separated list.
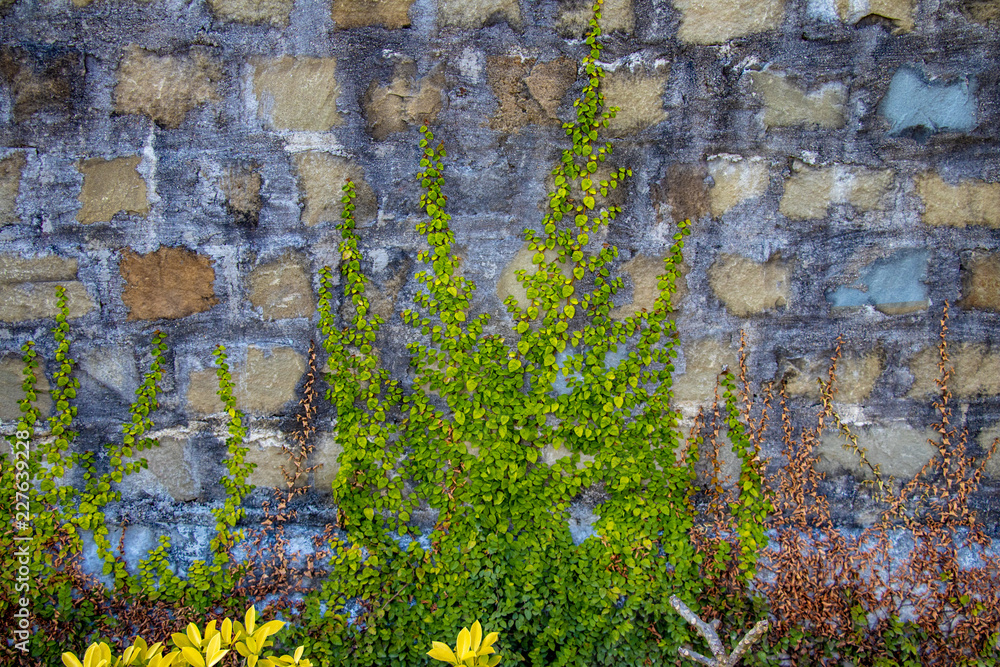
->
[299, 2, 713, 664]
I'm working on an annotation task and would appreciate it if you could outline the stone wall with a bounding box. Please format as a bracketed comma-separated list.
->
[1, 0, 999, 574]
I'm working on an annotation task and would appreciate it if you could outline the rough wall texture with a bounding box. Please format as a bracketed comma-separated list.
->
[1, 0, 999, 575]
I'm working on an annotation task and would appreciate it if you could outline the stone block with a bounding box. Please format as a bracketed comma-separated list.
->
[208, 0, 293, 25]
[556, 0, 634, 35]
[0, 356, 52, 421]
[706, 155, 769, 217]
[76, 156, 150, 225]
[114, 46, 221, 129]
[294, 152, 376, 226]
[0, 48, 78, 122]
[438, 0, 521, 29]
[827, 249, 929, 315]
[673, 0, 786, 44]
[363, 62, 446, 140]
[249, 252, 314, 320]
[120, 247, 218, 321]
[673, 338, 737, 404]
[80, 348, 138, 399]
[603, 70, 668, 135]
[332, 0, 415, 28]
[963, 0, 1000, 25]
[650, 164, 710, 225]
[708, 254, 789, 317]
[0, 153, 24, 226]
[123, 435, 199, 502]
[961, 252, 1000, 311]
[487, 57, 575, 133]
[0, 254, 94, 323]
[497, 245, 574, 310]
[751, 71, 846, 129]
[976, 423, 1000, 479]
[817, 425, 937, 480]
[253, 57, 341, 132]
[915, 172, 1000, 228]
[880, 68, 976, 136]
[244, 434, 301, 489]
[810, 0, 914, 31]
[187, 346, 305, 416]
[610, 255, 687, 319]
[780, 164, 893, 220]
[310, 431, 343, 491]
[779, 350, 882, 403]
[221, 165, 262, 228]
[909, 344, 1000, 399]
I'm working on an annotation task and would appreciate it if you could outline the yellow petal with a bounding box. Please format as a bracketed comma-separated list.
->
[294, 646, 304, 663]
[145, 642, 164, 660]
[245, 606, 257, 634]
[206, 633, 221, 658]
[470, 622, 482, 654]
[456, 628, 472, 661]
[171, 633, 192, 649]
[186, 623, 203, 649]
[83, 644, 98, 667]
[221, 619, 233, 645]
[427, 641, 458, 664]
[487, 655, 501, 667]
[257, 620, 284, 638]
[181, 646, 206, 667]
[61, 652, 84, 667]
[206, 649, 229, 667]
[481, 632, 499, 651]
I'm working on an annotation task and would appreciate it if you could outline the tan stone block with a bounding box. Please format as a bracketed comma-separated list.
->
[439, 0, 521, 29]
[0, 153, 24, 226]
[673, 0, 786, 44]
[707, 156, 769, 217]
[208, 0, 293, 26]
[837, 0, 915, 32]
[964, 0, 1000, 25]
[976, 423, 1000, 479]
[497, 244, 573, 310]
[915, 172, 1000, 228]
[0, 281, 94, 322]
[487, 57, 575, 133]
[0, 255, 78, 284]
[908, 344, 1000, 399]
[310, 431, 343, 491]
[221, 166, 262, 227]
[187, 346, 305, 416]
[780, 351, 882, 403]
[120, 247, 218, 321]
[0, 49, 77, 122]
[779, 166, 835, 220]
[817, 425, 937, 480]
[610, 255, 687, 319]
[556, 0, 634, 35]
[525, 58, 577, 120]
[846, 168, 895, 211]
[245, 437, 298, 489]
[751, 71, 846, 129]
[673, 338, 737, 403]
[114, 46, 221, 129]
[125, 435, 198, 501]
[0, 356, 52, 421]
[249, 252, 314, 320]
[650, 164, 710, 224]
[332, 0, 415, 28]
[363, 62, 445, 140]
[779, 165, 893, 220]
[961, 252, 1000, 311]
[294, 152, 376, 226]
[708, 253, 789, 317]
[254, 57, 341, 131]
[603, 70, 668, 135]
[76, 156, 149, 224]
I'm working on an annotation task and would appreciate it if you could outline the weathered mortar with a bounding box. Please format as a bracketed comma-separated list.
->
[1, 0, 999, 577]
